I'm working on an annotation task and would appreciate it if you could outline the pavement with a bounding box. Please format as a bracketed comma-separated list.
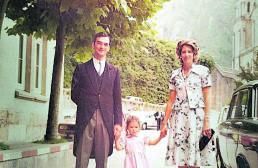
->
[88, 129, 168, 168]
[0, 110, 220, 167]
[0, 142, 73, 162]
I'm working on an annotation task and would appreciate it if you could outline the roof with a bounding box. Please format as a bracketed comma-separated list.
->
[235, 80, 258, 92]
[215, 64, 239, 80]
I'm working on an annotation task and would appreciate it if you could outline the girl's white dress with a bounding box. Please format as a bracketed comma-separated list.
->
[124, 134, 150, 168]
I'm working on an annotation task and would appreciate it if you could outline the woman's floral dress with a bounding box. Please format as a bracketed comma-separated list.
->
[165, 64, 216, 167]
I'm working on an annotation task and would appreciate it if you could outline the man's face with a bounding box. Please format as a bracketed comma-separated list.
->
[92, 36, 110, 59]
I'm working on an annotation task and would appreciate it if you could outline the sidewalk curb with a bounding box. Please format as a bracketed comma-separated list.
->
[0, 142, 73, 162]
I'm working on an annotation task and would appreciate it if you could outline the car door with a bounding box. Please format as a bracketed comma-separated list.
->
[226, 89, 249, 168]
[217, 94, 238, 166]
[236, 86, 258, 168]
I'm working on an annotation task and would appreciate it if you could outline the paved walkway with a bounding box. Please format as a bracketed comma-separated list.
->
[0, 142, 73, 162]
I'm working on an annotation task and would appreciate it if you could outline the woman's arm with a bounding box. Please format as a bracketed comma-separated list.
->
[202, 86, 211, 132]
[160, 90, 176, 136]
[148, 131, 167, 145]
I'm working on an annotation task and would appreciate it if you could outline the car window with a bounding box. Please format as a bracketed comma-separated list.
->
[255, 86, 258, 118]
[228, 89, 249, 119]
[228, 94, 237, 119]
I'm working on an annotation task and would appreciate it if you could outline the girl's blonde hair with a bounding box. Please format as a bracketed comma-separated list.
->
[126, 115, 141, 130]
[176, 39, 199, 64]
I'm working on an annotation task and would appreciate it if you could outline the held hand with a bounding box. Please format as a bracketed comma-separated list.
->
[114, 124, 122, 139]
[160, 130, 167, 138]
[160, 123, 168, 138]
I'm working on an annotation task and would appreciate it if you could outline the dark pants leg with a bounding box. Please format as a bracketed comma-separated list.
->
[75, 109, 109, 168]
[94, 109, 110, 168]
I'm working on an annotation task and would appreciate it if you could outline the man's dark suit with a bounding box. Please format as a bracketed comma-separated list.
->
[71, 59, 123, 158]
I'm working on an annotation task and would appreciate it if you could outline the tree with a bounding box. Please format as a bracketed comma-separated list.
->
[237, 54, 258, 87]
[0, 0, 10, 36]
[198, 54, 215, 71]
[5, 0, 168, 140]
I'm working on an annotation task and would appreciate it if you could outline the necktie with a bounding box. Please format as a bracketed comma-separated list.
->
[98, 61, 102, 76]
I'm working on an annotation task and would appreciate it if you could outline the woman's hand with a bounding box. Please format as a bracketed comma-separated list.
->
[160, 122, 168, 137]
[202, 128, 212, 138]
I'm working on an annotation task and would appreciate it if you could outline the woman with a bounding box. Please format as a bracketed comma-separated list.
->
[160, 39, 215, 167]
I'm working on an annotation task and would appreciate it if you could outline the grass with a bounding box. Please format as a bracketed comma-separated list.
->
[0, 142, 10, 150]
[33, 138, 68, 144]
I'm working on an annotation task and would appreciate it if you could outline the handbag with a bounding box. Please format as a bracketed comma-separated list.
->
[199, 129, 215, 151]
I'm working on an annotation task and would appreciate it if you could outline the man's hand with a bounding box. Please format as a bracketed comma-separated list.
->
[114, 124, 122, 140]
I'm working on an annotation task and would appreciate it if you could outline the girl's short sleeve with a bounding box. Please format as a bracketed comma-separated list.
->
[201, 66, 212, 88]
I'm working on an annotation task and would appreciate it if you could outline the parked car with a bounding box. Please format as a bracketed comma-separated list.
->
[216, 80, 258, 168]
[217, 105, 230, 124]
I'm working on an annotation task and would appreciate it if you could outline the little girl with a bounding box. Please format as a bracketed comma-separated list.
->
[115, 115, 166, 168]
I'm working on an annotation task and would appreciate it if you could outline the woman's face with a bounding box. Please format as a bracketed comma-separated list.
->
[181, 45, 194, 66]
[127, 120, 140, 136]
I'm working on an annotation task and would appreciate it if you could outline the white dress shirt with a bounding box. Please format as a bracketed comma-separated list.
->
[93, 57, 106, 76]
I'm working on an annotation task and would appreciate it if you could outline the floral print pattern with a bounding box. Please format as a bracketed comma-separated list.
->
[165, 64, 215, 167]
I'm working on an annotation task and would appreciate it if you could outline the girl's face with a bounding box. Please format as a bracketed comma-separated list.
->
[181, 45, 194, 66]
[127, 120, 140, 136]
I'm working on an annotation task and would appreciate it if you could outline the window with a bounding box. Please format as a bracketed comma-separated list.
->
[229, 89, 249, 119]
[35, 43, 40, 88]
[255, 87, 258, 118]
[15, 35, 48, 102]
[244, 21, 252, 49]
[18, 35, 24, 84]
[32, 39, 43, 94]
[247, 2, 250, 13]
[228, 94, 238, 119]
[17, 35, 27, 90]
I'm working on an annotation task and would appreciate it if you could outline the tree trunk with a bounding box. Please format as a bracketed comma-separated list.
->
[0, 0, 10, 36]
[45, 14, 65, 140]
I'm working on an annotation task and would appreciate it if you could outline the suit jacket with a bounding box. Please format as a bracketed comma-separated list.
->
[71, 59, 123, 157]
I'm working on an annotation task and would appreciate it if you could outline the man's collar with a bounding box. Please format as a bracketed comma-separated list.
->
[93, 57, 106, 64]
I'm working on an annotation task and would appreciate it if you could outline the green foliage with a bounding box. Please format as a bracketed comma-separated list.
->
[198, 54, 215, 71]
[4, 0, 169, 140]
[5, 0, 169, 53]
[0, 142, 9, 150]
[65, 32, 179, 103]
[64, 55, 78, 88]
[237, 54, 258, 87]
[33, 138, 68, 144]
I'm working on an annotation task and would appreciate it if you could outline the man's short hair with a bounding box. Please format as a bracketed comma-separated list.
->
[93, 32, 111, 45]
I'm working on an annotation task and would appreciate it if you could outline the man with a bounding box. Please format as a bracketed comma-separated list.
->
[71, 32, 123, 168]
[154, 111, 161, 130]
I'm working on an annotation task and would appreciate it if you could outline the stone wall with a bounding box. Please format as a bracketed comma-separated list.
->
[211, 65, 238, 111]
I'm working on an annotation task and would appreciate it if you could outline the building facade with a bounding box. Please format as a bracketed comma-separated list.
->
[233, 0, 258, 70]
[211, 65, 238, 111]
[0, 17, 56, 143]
